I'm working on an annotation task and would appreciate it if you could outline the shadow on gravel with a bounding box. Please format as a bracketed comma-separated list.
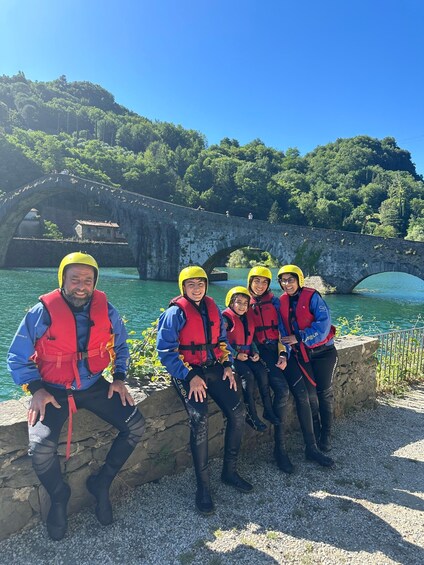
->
[0, 392, 422, 565]
[232, 399, 424, 565]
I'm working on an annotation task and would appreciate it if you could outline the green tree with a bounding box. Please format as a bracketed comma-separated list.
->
[405, 218, 424, 241]
[43, 220, 63, 239]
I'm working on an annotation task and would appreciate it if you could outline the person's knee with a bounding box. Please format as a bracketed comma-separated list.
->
[293, 387, 310, 407]
[318, 386, 333, 401]
[188, 410, 208, 444]
[126, 408, 145, 448]
[30, 437, 58, 476]
[271, 381, 290, 405]
[227, 399, 245, 429]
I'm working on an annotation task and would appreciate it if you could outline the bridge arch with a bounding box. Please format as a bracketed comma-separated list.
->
[1, 174, 424, 293]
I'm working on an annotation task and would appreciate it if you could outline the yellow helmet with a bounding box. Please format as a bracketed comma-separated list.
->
[58, 252, 99, 288]
[278, 264, 304, 288]
[178, 265, 208, 295]
[225, 286, 251, 307]
[247, 265, 272, 291]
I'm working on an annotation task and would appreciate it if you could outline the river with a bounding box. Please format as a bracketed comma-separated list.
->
[1, 267, 423, 401]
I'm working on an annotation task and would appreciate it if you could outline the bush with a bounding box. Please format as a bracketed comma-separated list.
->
[126, 316, 169, 384]
[43, 220, 63, 239]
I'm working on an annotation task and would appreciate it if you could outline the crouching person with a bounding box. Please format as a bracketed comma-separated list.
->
[156, 266, 253, 516]
[7, 252, 145, 541]
[222, 286, 280, 432]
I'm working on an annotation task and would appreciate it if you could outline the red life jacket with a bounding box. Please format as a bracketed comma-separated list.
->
[171, 295, 223, 365]
[32, 289, 114, 459]
[222, 308, 255, 353]
[279, 287, 336, 363]
[249, 292, 279, 343]
[33, 289, 114, 388]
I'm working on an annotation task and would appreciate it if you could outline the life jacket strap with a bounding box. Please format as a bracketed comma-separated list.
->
[65, 389, 78, 460]
[179, 342, 219, 354]
[255, 324, 278, 332]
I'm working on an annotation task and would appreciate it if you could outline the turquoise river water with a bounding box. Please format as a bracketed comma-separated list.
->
[1, 267, 423, 401]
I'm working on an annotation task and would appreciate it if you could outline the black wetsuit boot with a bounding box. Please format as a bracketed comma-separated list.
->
[245, 403, 267, 431]
[46, 481, 71, 541]
[241, 370, 267, 431]
[318, 387, 334, 452]
[297, 410, 334, 467]
[191, 414, 214, 515]
[87, 425, 141, 525]
[303, 431, 334, 467]
[221, 404, 253, 492]
[274, 424, 294, 474]
[86, 462, 116, 525]
[261, 394, 281, 426]
[33, 448, 71, 541]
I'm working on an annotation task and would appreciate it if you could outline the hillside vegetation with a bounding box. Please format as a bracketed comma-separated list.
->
[0, 72, 423, 241]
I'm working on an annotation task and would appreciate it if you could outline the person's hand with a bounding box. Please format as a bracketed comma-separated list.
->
[108, 380, 135, 407]
[188, 375, 208, 402]
[236, 352, 248, 361]
[280, 334, 298, 346]
[250, 353, 260, 362]
[28, 389, 61, 426]
[223, 366, 237, 391]
[276, 355, 287, 371]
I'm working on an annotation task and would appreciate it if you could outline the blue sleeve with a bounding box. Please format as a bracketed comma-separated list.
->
[222, 313, 237, 358]
[108, 302, 130, 376]
[7, 303, 50, 387]
[298, 293, 333, 347]
[156, 306, 191, 380]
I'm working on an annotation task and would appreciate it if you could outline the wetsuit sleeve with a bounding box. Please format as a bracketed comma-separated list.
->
[156, 305, 195, 380]
[7, 303, 50, 389]
[297, 292, 332, 347]
[107, 303, 130, 378]
[218, 310, 233, 366]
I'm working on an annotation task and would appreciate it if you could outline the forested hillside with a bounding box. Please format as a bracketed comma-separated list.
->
[0, 72, 423, 240]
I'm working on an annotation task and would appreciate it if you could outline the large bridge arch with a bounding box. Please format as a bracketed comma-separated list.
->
[1, 174, 424, 293]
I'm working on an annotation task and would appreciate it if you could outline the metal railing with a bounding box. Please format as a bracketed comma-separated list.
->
[372, 326, 424, 391]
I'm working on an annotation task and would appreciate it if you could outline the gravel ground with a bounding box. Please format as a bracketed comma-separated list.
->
[1, 386, 423, 565]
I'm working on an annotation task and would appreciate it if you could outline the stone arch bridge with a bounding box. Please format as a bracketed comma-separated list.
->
[1, 174, 423, 293]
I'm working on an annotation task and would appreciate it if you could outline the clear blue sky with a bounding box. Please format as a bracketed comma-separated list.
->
[1, 0, 423, 175]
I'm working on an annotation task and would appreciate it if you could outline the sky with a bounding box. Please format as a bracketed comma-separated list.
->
[1, 0, 424, 175]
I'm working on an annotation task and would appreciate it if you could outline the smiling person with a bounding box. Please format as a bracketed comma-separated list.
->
[278, 265, 338, 453]
[156, 266, 253, 516]
[247, 266, 334, 474]
[222, 286, 280, 432]
[7, 252, 145, 541]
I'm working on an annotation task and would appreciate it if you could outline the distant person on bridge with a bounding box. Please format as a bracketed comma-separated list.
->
[7, 252, 145, 541]
[247, 266, 334, 474]
[222, 286, 280, 432]
[156, 266, 253, 516]
[278, 264, 338, 453]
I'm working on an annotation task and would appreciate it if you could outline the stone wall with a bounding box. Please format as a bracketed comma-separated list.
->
[5, 238, 136, 268]
[0, 335, 378, 540]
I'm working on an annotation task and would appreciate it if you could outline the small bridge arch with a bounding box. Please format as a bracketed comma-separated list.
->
[1, 174, 424, 293]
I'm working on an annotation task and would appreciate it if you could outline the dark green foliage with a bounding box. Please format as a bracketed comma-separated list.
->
[0, 73, 423, 239]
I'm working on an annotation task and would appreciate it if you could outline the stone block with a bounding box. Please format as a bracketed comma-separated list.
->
[0, 487, 34, 540]
[2, 454, 36, 488]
